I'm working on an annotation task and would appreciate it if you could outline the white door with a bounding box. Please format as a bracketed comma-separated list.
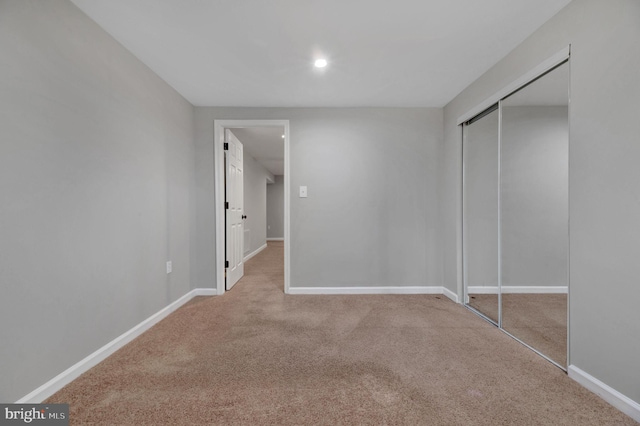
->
[225, 129, 244, 289]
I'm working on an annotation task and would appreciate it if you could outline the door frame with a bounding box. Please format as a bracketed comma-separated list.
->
[214, 119, 290, 295]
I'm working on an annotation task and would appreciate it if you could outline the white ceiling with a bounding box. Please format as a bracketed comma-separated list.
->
[70, 0, 571, 108]
[230, 127, 284, 175]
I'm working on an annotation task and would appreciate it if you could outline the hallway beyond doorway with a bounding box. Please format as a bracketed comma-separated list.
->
[234, 240, 284, 294]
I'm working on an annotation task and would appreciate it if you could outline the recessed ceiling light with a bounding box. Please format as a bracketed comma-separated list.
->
[314, 58, 328, 68]
[281, 134, 285, 139]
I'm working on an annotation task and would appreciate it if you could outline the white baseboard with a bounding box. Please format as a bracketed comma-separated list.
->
[288, 286, 445, 295]
[442, 287, 459, 303]
[503, 286, 568, 294]
[192, 288, 217, 296]
[568, 365, 640, 422]
[243, 243, 267, 262]
[16, 288, 217, 403]
[468, 286, 568, 294]
[467, 286, 499, 294]
[266, 237, 284, 241]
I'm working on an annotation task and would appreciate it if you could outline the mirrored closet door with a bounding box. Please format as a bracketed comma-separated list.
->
[463, 106, 500, 324]
[500, 62, 569, 367]
[463, 60, 569, 368]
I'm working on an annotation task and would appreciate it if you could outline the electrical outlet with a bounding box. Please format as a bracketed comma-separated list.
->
[299, 186, 308, 198]
[166, 261, 172, 274]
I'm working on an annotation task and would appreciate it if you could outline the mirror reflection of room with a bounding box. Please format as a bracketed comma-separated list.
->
[463, 61, 569, 369]
[463, 107, 500, 324]
[500, 62, 569, 368]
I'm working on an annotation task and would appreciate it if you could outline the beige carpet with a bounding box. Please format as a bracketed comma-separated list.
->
[503, 293, 567, 367]
[468, 294, 499, 324]
[47, 242, 636, 425]
[468, 293, 567, 367]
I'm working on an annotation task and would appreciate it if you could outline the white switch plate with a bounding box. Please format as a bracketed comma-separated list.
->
[299, 186, 308, 198]
[166, 261, 172, 274]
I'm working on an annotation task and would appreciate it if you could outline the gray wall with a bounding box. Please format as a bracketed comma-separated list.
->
[195, 108, 442, 289]
[267, 175, 285, 239]
[0, 0, 195, 402]
[241, 149, 273, 256]
[442, 0, 640, 403]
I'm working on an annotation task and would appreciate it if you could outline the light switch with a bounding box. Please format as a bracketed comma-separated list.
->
[166, 261, 172, 274]
[299, 186, 308, 198]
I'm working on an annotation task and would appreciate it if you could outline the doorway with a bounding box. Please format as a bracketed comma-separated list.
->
[214, 120, 290, 294]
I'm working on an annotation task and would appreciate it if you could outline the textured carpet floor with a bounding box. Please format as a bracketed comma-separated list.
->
[469, 293, 567, 366]
[468, 294, 500, 324]
[47, 242, 636, 425]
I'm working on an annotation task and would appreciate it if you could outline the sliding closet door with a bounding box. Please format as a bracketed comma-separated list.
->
[500, 62, 569, 367]
[463, 107, 500, 324]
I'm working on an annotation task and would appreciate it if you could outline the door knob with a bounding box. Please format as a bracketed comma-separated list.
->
[242, 215, 247, 219]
